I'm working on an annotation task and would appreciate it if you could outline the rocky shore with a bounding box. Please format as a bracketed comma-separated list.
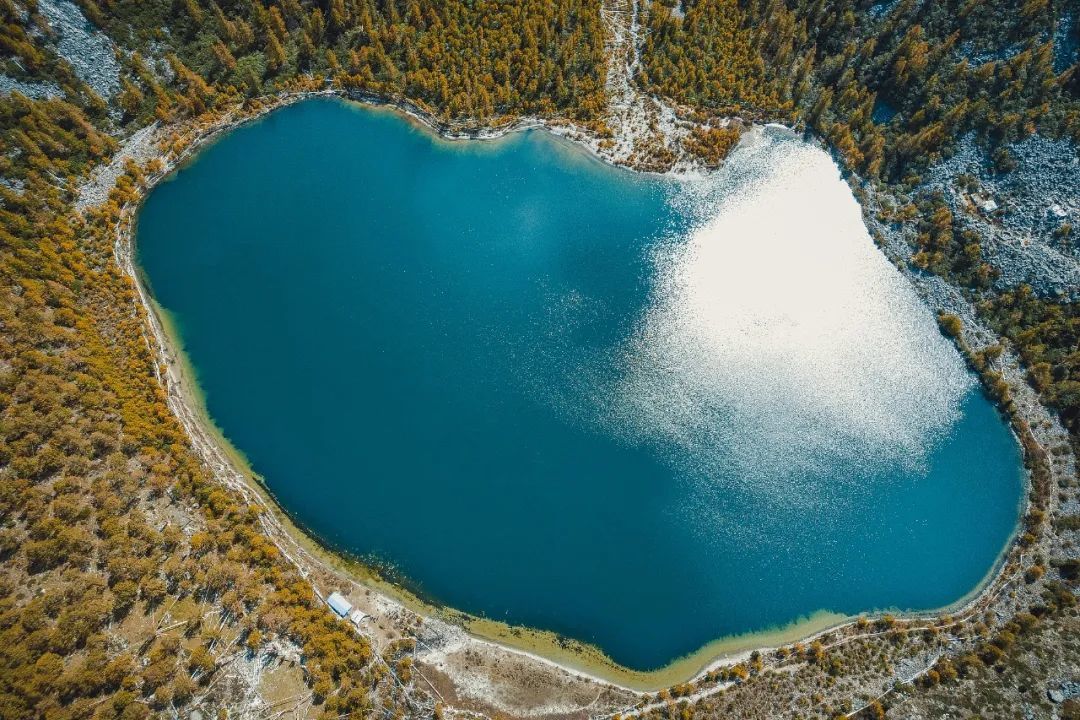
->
[35, 0, 120, 98]
[56, 0, 1078, 714]
[85, 85, 1075, 717]
[919, 133, 1080, 300]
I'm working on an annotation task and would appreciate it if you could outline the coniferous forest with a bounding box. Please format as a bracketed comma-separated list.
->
[1, 0, 1078, 717]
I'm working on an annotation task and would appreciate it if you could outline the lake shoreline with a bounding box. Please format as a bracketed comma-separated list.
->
[93, 88, 1054, 706]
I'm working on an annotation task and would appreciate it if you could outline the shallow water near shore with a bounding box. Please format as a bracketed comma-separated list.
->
[136, 97, 1023, 670]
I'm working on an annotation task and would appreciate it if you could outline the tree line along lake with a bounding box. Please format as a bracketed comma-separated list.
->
[135, 97, 1024, 671]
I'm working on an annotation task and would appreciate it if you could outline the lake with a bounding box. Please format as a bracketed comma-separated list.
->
[135, 98, 1024, 671]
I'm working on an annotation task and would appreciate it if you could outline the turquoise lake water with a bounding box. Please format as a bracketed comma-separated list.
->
[136, 98, 1024, 670]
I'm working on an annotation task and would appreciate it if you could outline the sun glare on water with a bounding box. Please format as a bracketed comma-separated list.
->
[604, 128, 974, 507]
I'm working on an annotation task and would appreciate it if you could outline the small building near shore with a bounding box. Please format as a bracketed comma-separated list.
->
[326, 592, 353, 618]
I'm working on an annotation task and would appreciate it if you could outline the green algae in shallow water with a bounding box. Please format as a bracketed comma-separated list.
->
[135, 98, 1023, 671]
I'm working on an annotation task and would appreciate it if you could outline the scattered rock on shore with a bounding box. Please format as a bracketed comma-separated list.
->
[921, 133, 1080, 300]
[36, 0, 120, 99]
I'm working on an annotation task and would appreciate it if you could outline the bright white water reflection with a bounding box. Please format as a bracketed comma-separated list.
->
[605, 128, 974, 506]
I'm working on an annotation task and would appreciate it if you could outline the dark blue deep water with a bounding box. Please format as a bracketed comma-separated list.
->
[136, 98, 1024, 670]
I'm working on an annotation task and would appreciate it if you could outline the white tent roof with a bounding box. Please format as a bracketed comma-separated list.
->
[326, 592, 352, 617]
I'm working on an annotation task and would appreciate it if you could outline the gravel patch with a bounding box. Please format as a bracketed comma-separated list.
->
[920, 133, 1080, 299]
[36, 0, 120, 99]
[76, 122, 159, 211]
[0, 74, 61, 99]
[1048, 679, 1080, 703]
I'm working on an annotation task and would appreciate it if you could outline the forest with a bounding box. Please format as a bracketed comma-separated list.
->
[641, 0, 1079, 453]
[0, 100, 391, 718]
[1, 0, 1078, 716]
[1, 0, 612, 715]
[53, 0, 607, 124]
[641, 0, 1079, 181]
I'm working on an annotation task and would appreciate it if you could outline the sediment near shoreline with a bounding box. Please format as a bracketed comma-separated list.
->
[80, 74, 1077, 718]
